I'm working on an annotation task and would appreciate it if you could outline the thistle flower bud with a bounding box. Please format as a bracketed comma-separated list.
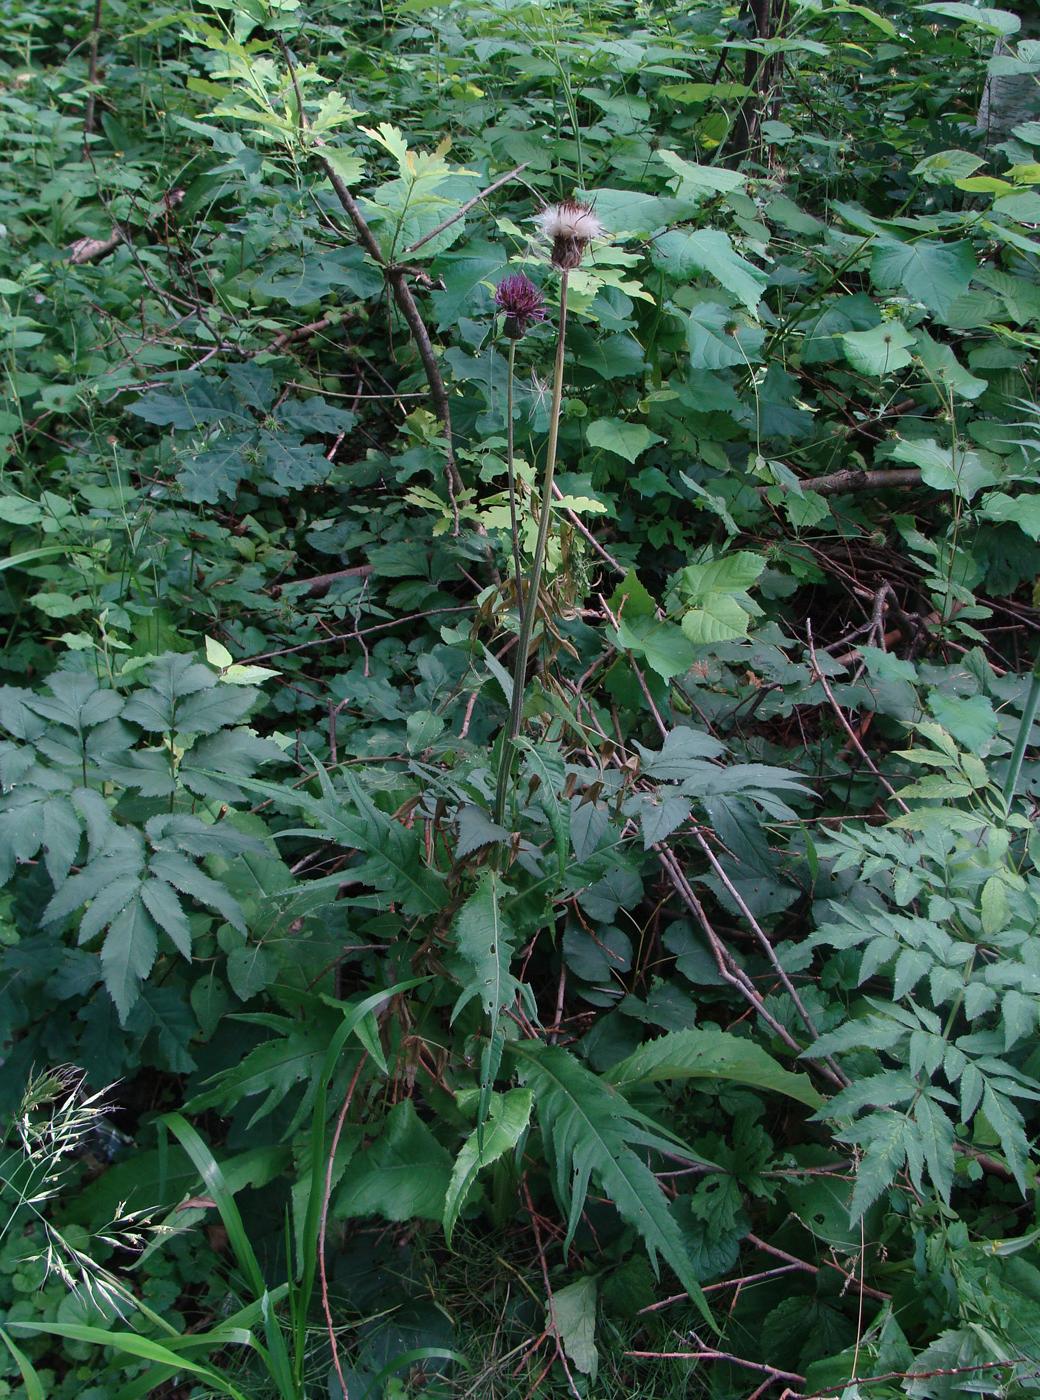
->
[494, 272, 547, 339]
[534, 198, 605, 270]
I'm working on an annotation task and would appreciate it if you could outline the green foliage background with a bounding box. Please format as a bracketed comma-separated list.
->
[1, 0, 1040, 1395]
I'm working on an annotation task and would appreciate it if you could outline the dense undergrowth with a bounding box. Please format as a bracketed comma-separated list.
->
[1, 0, 1040, 1395]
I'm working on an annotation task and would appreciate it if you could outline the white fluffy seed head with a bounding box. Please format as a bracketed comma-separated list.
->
[534, 199, 605, 243]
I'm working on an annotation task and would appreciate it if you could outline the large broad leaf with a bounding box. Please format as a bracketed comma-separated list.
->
[653, 229, 767, 313]
[918, 1, 1020, 35]
[606, 1027, 824, 1108]
[870, 239, 977, 320]
[842, 321, 915, 375]
[590, 188, 697, 235]
[615, 615, 697, 681]
[687, 302, 765, 369]
[336, 1099, 452, 1222]
[656, 149, 746, 199]
[512, 1041, 716, 1328]
[586, 418, 663, 463]
[680, 593, 751, 644]
[887, 438, 1000, 499]
[979, 492, 1040, 540]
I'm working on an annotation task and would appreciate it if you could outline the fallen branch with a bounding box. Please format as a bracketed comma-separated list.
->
[269, 564, 374, 599]
[758, 467, 921, 498]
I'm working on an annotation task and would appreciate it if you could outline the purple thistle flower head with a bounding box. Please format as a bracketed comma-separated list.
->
[494, 272, 547, 339]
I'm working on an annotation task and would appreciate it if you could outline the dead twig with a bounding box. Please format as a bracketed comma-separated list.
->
[624, 1345, 804, 1387]
[806, 620, 911, 814]
[268, 564, 374, 600]
[83, 0, 104, 144]
[404, 161, 530, 254]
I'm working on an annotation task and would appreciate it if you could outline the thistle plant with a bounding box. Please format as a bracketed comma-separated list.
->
[493, 200, 604, 826]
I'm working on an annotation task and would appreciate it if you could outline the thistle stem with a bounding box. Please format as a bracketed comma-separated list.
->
[505, 339, 523, 590]
[493, 270, 570, 827]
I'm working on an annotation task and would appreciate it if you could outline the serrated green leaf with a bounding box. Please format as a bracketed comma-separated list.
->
[607, 1026, 823, 1107]
[871, 239, 977, 320]
[687, 302, 765, 370]
[615, 616, 697, 681]
[443, 1088, 532, 1243]
[680, 593, 751, 644]
[847, 1113, 906, 1220]
[513, 1041, 715, 1328]
[102, 899, 159, 1022]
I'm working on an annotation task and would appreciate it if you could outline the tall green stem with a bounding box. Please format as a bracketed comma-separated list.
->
[1004, 656, 1040, 808]
[493, 270, 570, 826]
[505, 339, 522, 590]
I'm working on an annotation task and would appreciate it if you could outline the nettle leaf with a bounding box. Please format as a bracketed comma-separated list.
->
[842, 321, 916, 374]
[336, 1099, 452, 1222]
[615, 616, 697, 681]
[653, 229, 767, 313]
[870, 239, 977, 320]
[585, 418, 663, 463]
[513, 1041, 715, 1327]
[687, 302, 765, 370]
[443, 1087, 532, 1243]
